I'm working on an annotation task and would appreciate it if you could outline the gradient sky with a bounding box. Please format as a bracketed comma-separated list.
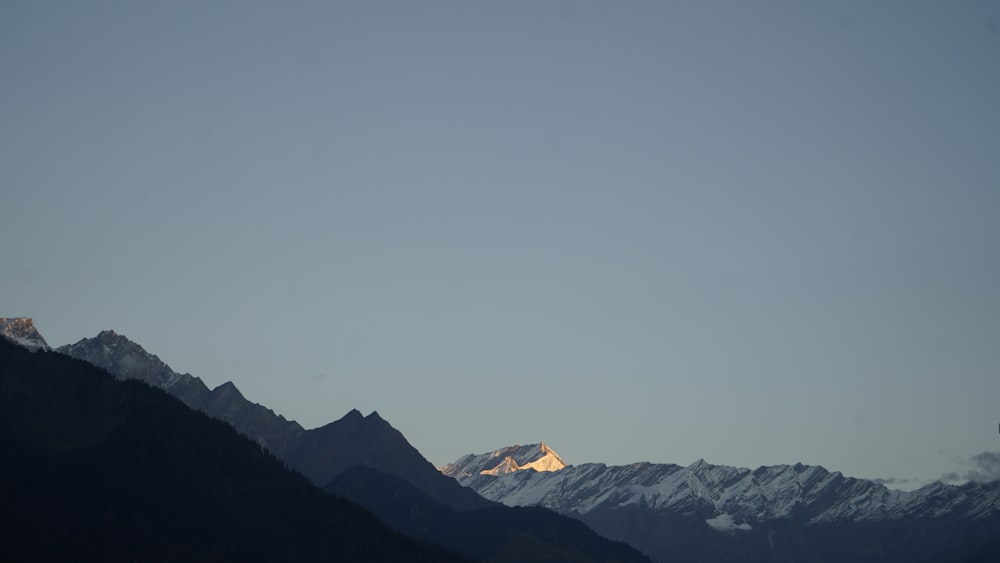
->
[3, 1, 999, 490]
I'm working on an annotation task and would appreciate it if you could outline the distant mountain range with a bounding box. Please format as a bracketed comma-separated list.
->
[3, 318, 649, 562]
[443, 443, 1000, 562]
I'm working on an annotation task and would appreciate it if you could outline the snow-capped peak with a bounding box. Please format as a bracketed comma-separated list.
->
[440, 442, 567, 480]
[523, 443, 568, 472]
[0, 317, 51, 352]
[480, 456, 522, 476]
[57, 330, 185, 389]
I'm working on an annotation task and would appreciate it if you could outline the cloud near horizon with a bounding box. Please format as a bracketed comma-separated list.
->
[940, 451, 1000, 484]
[871, 477, 911, 487]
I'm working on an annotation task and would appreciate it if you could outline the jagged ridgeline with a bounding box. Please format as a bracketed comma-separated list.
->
[0, 337, 464, 562]
[444, 444, 1000, 563]
[6, 320, 652, 563]
[57, 328, 490, 511]
[15, 317, 1000, 562]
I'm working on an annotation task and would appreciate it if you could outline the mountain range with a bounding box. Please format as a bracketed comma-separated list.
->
[443, 443, 1000, 562]
[4, 317, 999, 562]
[4, 318, 649, 562]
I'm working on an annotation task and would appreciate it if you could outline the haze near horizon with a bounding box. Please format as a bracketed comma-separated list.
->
[3, 1, 999, 490]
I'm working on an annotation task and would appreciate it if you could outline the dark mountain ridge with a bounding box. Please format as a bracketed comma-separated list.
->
[0, 336, 464, 562]
[58, 329, 489, 511]
[58, 329, 307, 457]
[49, 323, 652, 562]
[285, 408, 493, 512]
[328, 465, 651, 563]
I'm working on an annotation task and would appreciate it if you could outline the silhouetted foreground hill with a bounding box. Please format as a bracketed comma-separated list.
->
[0, 338, 465, 562]
[286, 407, 491, 511]
[328, 465, 652, 563]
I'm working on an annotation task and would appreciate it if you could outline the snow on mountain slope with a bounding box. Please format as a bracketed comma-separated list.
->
[443, 446, 1000, 562]
[440, 442, 566, 478]
[59, 330, 188, 389]
[444, 444, 1000, 527]
[0, 317, 50, 352]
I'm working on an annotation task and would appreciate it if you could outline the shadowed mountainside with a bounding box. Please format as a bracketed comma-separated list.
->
[286, 407, 496, 512]
[59, 329, 490, 511]
[328, 465, 652, 563]
[0, 337, 465, 562]
[55, 327, 654, 562]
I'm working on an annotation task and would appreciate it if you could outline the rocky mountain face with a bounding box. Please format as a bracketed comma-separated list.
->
[57, 328, 489, 511]
[0, 317, 50, 351]
[59, 330, 305, 458]
[444, 443, 1000, 563]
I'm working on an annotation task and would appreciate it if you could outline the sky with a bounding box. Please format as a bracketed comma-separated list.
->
[3, 1, 999, 490]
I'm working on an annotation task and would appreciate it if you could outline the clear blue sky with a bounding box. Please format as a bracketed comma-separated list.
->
[3, 1, 999, 490]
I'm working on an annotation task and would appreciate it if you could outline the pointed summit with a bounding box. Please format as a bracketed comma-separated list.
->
[340, 408, 364, 422]
[288, 408, 492, 511]
[59, 330, 306, 458]
[441, 443, 567, 482]
[363, 410, 392, 428]
[480, 456, 522, 476]
[521, 443, 567, 472]
[213, 381, 244, 398]
[0, 317, 50, 352]
[58, 330, 182, 388]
